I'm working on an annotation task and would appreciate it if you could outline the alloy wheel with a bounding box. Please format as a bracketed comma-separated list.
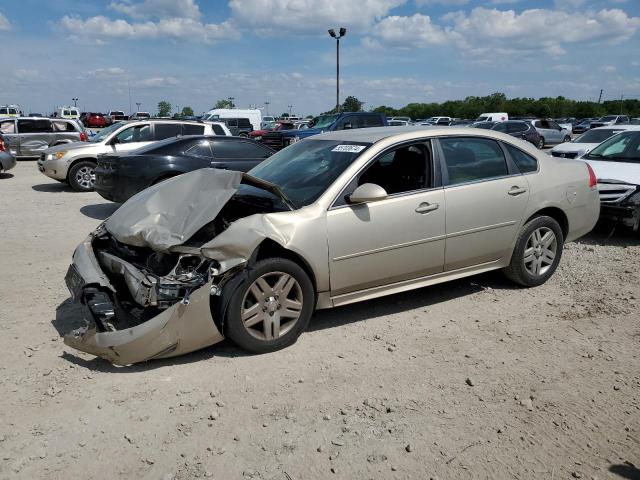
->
[523, 227, 557, 276]
[240, 271, 303, 341]
[75, 166, 95, 189]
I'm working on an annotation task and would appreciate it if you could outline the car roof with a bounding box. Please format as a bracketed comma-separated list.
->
[592, 125, 640, 131]
[308, 125, 522, 143]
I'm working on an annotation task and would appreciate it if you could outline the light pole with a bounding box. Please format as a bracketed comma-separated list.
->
[72, 97, 78, 107]
[228, 97, 235, 108]
[288, 104, 293, 117]
[264, 101, 270, 116]
[328, 27, 346, 112]
[136, 102, 141, 112]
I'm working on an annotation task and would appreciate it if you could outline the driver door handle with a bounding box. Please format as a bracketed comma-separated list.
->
[508, 186, 527, 196]
[415, 202, 439, 214]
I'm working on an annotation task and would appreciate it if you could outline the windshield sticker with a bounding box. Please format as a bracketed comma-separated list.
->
[332, 145, 366, 153]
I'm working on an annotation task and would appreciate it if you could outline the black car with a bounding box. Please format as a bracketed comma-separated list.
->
[95, 136, 274, 203]
[490, 120, 541, 147]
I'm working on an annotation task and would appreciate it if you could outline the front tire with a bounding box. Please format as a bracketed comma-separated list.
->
[68, 160, 96, 192]
[563, 135, 571, 143]
[503, 216, 563, 287]
[538, 137, 545, 149]
[224, 257, 315, 353]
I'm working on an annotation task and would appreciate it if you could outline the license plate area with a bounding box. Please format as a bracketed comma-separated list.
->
[65, 264, 85, 301]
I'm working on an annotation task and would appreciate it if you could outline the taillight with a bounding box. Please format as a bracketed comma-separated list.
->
[80, 132, 88, 142]
[586, 163, 597, 189]
[0, 138, 5, 151]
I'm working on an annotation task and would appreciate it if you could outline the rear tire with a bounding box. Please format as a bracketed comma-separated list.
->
[224, 257, 315, 353]
[503, 215, 563, 287]
[68, 160, 96, 192]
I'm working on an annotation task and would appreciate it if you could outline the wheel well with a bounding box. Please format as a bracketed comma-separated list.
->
[527, 207, 569, 240]
[66, 158, 97, 181]
[151, 172, 181, 185]
[254, 239, 317, 292]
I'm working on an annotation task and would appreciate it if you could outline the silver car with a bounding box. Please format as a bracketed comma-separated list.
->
[528, 119, 572, 148]
[38, 119, 231, 191]
[62, 127, 599, 365]
[0, 117, 87, 159]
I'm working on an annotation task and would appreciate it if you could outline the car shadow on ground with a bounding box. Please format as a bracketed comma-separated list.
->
[80, 203, 120, 220]
[31, 182, 73, 193]
[0, 173, 14, 179]
[55, 270, 516, 372]
[576, 222, 639, 248]
[609, 462, 640, 480]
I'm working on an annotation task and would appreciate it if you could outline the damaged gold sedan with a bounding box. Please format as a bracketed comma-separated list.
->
[63, 127, 600, 365]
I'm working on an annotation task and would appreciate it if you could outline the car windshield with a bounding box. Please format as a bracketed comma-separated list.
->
[89, 122, 123, 142]
[310, 114, 339, 130]
[476, 116, 488, 121]
[574, 129, 622, 144]
[599, 116, 617, 122]
[247, 139, 372, 209]
[584, 131, 640, 163]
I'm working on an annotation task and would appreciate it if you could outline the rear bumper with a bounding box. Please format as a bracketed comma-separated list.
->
[63, 235, 224, 365]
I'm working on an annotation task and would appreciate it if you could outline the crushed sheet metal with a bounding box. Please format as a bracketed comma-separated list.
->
[106, 168, 243, 252]
[63, 281, 223, 365]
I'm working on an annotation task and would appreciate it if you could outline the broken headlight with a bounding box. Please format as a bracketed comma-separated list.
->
[155, 255, 214, 307]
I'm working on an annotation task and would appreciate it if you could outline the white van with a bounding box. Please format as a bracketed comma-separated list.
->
[56, 107, 80, 119]
[203, 108, 262, 131]
[476, 112, 508, 122]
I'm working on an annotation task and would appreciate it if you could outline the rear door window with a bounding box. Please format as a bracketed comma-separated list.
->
[182, 124, 205, 136]
[212, 140, 272, 159]
[226, 119, 238, 127]
[17, 119, 52, 133]
[364, 115, 384, 127]
[52, 121, 77, 132]
[440, 137, 509, 185]
[238, 118, 252, 128]
[154, 123, 182, 140]
[492, 123, 508, 133]
[507, 122, 527, 133]
[211, 124, 225, 135]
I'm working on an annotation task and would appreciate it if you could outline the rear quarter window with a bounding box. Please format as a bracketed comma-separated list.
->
[504, 143, 538, 173]
[182, 124, 205, 135]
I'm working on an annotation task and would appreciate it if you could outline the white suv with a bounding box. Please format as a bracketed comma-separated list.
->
[38, 120, 231, 191]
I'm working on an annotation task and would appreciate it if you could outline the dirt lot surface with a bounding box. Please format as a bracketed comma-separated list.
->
[1, 161, 639, 480]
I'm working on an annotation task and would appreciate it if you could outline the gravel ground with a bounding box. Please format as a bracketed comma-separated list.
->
[0, 161, 638, 480]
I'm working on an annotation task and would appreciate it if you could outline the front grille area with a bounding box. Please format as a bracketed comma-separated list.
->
[597, 182, 638, 204]
[260, 132, 286, 151]
[551, 151, 578, 159]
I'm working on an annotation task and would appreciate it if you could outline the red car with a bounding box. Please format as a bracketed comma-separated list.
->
[249, 121, 295, 140]
[82, 112, 106, 128]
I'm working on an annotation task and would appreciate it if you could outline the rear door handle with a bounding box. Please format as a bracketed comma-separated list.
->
[415, 202, 439, 214]
[508, 186, 527, 196]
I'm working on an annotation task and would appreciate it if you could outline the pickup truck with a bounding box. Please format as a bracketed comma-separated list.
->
[105, 110, 129, 126]
[260, 112, 387, 150]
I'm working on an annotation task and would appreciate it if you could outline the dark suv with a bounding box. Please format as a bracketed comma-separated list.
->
[219, 118, 253, 137]
[491, 120, 541, 147]
[261, 112, 388, 150]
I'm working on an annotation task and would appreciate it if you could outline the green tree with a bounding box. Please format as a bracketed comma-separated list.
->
[281, 112, 290, 118]
[157, 100, 171, 117]
[342, 95, 363, 112]
[214, 99, 233, 109]
[181, 106, 194, 116]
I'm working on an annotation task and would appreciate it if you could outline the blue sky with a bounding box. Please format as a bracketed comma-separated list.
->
[1, 0, 639, 116]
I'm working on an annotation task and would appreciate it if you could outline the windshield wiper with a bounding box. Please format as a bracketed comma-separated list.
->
[241, 174, 296, 211]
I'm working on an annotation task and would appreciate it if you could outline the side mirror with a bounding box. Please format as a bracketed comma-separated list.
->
[348, 183, 388, 204]
[342, 122, 353, 130]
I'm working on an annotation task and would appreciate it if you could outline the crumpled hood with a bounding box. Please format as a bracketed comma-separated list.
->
[105, 168, 243, 252]
[583, 159, 640, 186]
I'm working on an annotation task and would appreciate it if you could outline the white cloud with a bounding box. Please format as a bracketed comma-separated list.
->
[372, 7, 640, 60]
[601, 65, 617, 72]
[0, 11, 11, 31]
[109, 0, 201, 20]
[415, 0, 467, 5]
[133, 76, 179, 87]
[366, 14, 451, 47]
[229, 0, 406, 35]
[551, 64, 581, 73]
[59, 15, 239, 43]
[87, 67, 126, 77]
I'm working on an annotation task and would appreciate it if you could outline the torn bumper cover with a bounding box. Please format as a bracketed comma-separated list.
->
[598, 181, 640, 230]
[63, 236, 224, 365]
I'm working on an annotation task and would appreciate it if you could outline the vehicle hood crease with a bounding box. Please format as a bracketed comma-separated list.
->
[105, 168, 244, 252]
